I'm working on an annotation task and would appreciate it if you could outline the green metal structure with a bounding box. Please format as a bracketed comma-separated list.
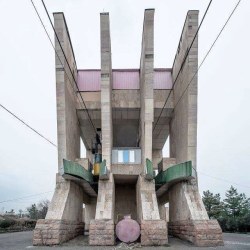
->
[155, 161, 196, 196]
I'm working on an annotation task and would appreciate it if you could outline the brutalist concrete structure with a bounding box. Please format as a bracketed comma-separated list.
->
[33, 9, 223, 247]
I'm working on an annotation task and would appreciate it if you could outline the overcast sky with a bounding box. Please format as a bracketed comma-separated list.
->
[0, 0, 249, 212]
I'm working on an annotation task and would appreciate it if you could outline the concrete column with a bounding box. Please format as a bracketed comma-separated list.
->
[152, 149, 162, 169]
[136, 175, 168, 246]
[139, 9, 154, 165]
[89, 13, 115, 246]
[84, 198, 97, 234]
[168, 11, 223, 247]
[170, 10, 198, 169]
[33, 13, 85, 246]
[136, 10, 167, 246]
[100, 12, 113, 169]
[53, 13, 80, 171]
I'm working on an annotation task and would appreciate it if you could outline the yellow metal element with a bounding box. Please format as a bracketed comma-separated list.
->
[93, 163, 100, 176]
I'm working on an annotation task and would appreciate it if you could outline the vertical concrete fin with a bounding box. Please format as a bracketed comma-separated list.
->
[168, 12, 223, 247]
[100, 12, 113, 168]
[139, 9, 155, 165]
[53, 12, 80, 170]
[170, 10, 199, 169]
[90, 14, 115, 242]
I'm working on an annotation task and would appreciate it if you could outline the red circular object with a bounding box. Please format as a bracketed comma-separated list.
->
[116, 216, 140, 243]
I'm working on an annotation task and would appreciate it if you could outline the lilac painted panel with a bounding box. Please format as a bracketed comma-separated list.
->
[154, 70, 173, 89]
[113, 70, 139, 89]
[77, 70, 101, 91]
[77, 69, 172, 91]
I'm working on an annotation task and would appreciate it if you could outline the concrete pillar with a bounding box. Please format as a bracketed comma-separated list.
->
[53, 13, 80, 170]
[152, 149, 162, 169]
[89, 175, 115, 245]
[84, 198, 97, 234]
[170, 10, 198, 169]
[168, 11, 223, 247]
[100, 12, 113, 169]
[136, 10, 167, 246]
[136, 175, 168, 246]
[139, 9, 154, 165]
[89, 13, 115, 246]
[33, 13, 86, 246]
[158, 203, 166, 221]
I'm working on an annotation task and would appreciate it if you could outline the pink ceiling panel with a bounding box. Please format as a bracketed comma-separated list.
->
[77, 69, 172, 91]
[77, 70, 101, 91]
[154, 70, 173, 89]
[113, 70, 140, 89]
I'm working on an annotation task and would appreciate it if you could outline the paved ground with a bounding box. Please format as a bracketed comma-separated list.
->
[0, 231, 250, 250]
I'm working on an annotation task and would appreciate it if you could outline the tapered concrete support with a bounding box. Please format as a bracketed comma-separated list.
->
[89, 174, 115, 245]
[33, 177, 86, 245]
[33, 13, 85, 246]
[100, 12, 113, 169]
[168, 11, 223, 246]
[168, 183, 223, 246]
[136, 176, 168, 246]
[139, 9, 154, 165]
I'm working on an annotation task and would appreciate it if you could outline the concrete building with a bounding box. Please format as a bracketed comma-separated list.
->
[33, 9, 223, 247]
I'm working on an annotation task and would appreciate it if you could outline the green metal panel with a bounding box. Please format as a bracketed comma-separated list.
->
[100, 160, 107, 176]
[145, 158, 154, 180]
[155, 161, 195, 185]
[63, 159, 93, 183]
[99, 159, 109, 180]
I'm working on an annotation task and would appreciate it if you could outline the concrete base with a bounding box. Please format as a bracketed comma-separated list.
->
[168, 219, 223, 247]
[33, 219, 84, 245]
[89, 219, 115, 245]
[141, 220, 168, 246]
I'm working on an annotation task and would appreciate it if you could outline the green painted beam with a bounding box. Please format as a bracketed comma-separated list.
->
[63, 159, 93, 183]
[155, 161, 196, 185]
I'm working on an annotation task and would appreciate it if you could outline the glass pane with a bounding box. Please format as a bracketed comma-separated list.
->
[129, 150, 135, 163]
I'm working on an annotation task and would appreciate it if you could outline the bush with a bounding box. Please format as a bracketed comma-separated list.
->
[0, 219, 15, 229]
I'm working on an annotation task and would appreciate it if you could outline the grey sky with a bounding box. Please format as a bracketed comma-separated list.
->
[0, 0, 249, 212]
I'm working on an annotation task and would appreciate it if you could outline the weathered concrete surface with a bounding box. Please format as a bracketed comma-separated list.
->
[33, 219, 84, 245]
[115, 184, 137, 222]
[90, 174, 115, 245]
[54, 12, 80, 169]
[139, 9, 154, 164]
[168, 182, 223, 246]
[33, 179, 86, 245]
[84, 198, 97, 233]
[141, 220, 168, 246]
[136, 175, 160, 222]
[100, 12, 113, 169]
[169, 220, 223, 247]
[166, 10, 223, 247]
[89, 219, 115, 245]
[170, 10, 199, 169]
